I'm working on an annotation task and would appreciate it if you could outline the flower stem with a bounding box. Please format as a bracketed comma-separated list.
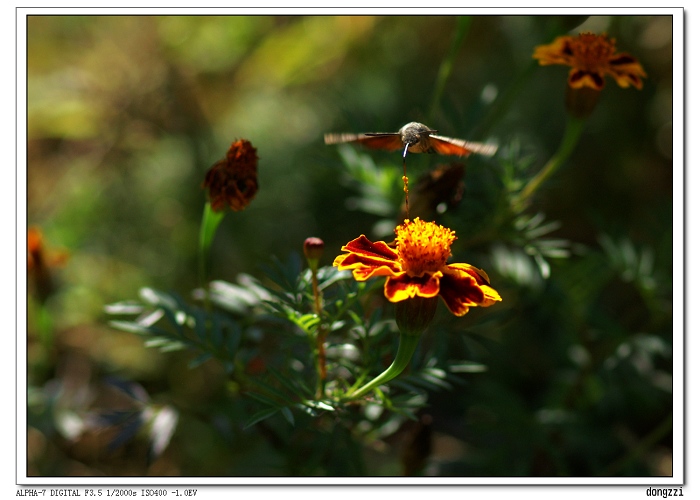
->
[513, 115, 586, 211]
[311, 266, 328, 398]
[198, 202, 225, 289]
[343, 332, 422, 400]
[429, 16, 471, 122]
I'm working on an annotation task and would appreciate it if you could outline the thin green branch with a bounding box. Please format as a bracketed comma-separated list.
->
[513, 115, 586, 211]
[198, 202, 226, 289]
[428, 16, 471, 123]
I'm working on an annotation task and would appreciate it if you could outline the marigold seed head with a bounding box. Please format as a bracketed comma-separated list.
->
[395, 218, 456, 277]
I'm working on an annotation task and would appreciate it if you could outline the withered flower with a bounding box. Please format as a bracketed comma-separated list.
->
[203, 139, 259, 212]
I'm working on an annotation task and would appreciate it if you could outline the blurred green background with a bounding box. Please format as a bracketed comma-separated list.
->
[26, 15, 674, 477]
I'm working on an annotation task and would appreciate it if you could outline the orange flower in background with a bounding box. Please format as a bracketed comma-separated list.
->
[203, 139, 259, 212]
[28, 226, 69, 302]
[533, 32, 646, 91]
[333, 218, 501, 316]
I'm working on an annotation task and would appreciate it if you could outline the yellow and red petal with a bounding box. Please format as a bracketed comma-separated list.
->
[446, 263, 502, 307]
[333, 235, 403, 281]
[445, 263, 490, 285]
[568, 68, 605, 90]
[346, 262, 401, 281]
[438, 269, 486, 316]
[340, 235, 398, 261]
[384, 271, 441, 303]
[478, 285, 503, 308]
[533, 36, 575, 66]
[437, 264, 502, 316]
[606, 54, 647, 89]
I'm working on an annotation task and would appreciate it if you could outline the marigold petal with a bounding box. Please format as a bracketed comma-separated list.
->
[446, 263, 491, 285]
[608, 53, 640, 67]
[533, 36, 575, 66]
[384, 272, 441, 302]
[568, 69, 605, 90]
[351, 262, 401, 281]
[438, 268, 487, 316]
[333, 235, 402, 280]
[341, 235, 399, 261]
[478, 285, 503, 307]
[332, 251, 396, 273]
[447, 264, 502, 307]
[606, 59, 647, 90]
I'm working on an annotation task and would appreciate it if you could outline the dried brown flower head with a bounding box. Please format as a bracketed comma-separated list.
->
[203, 139, 259, 212]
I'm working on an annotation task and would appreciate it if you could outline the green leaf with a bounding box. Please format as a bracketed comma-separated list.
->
[245, 391, 282, 407]
[243, 407, 280, 429]
[448, 361, 488, 373]
[249, 379, 295, 406]
[144, 337, 187, 352]
[139, 287, 178, 310]
[136, 309, 165, 327]
[294, 404, 318, 418]
[104, 301, 144, 315]
[316, 267, 351, 290]
[109, 320, 153, 335]
[294, 313, 320, 333]
[280, 406, 295, 426]
[207, 276, 270, 313]
[302, 400, 335, 412]
[188, 352, 213, 369]
[269, 367, 312, 398]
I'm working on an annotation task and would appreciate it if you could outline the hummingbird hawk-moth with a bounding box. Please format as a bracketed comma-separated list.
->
[324, 121, 497, 158]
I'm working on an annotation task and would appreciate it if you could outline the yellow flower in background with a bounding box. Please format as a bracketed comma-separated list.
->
[533, 32, 647, 91]
[333, 218, 501, 317]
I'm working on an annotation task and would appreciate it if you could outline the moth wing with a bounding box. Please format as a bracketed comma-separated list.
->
[428, 135, 498, 157]
[324, 132, 404, 152]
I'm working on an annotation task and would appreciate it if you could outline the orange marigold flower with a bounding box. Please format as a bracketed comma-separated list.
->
[203, 139, 259, 212]
[533, 32, 647, 91]
[333, 218, 501, 316]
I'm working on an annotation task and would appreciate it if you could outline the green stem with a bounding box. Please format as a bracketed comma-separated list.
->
[428, 16, 471, 123]
[198, 202, 226, 289]
[311, 267, 328, 399]
[513, 115, 586, 211]
[343, 333, 422, 400]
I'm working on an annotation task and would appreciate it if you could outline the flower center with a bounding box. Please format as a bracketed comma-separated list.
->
[569, 33, 616, 71]
[395, 218, 455, 276]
